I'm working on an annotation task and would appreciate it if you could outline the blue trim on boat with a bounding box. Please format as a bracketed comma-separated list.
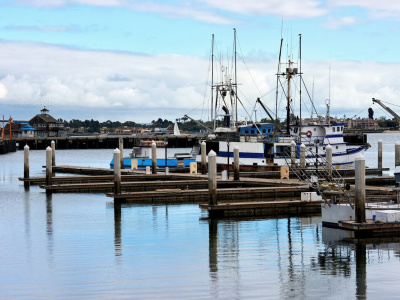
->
[219, 151, 265, 159]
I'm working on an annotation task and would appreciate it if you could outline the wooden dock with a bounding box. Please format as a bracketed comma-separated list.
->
[17, 162, 398, 219]
[200, 200, 323, 218]
[339, 219, 400, 238]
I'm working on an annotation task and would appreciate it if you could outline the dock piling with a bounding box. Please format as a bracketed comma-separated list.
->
[378, 139, 383, 170]
[46, 146, 52, 187]
[51, 140, 55, 166]
[24, 145, 29, 188]
[300, 143, 305, 168]
[208, 150, 217, 206]
[233, 146, 239, 181]
[201, 141, 207, 174]
[119, 138, 124, 169]
[113, 148, 121, 194]
[326, 144, 332, 176]
[395, 141, 400, 167]
[152, 141, 157, 174]
[290, 140, 296, 166]
[355, 156, 366, 223]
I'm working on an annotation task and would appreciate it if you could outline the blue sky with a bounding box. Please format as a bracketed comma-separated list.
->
[0, 0, 400, 123]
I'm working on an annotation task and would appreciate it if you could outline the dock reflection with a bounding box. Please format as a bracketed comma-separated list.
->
[206, 215, 319, 299]
[320, 227, 400, 299]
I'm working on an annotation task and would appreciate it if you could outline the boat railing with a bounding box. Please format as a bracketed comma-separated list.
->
[283, 147, 352, 206]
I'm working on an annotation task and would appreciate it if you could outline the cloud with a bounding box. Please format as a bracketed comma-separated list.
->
[0, 40, 398, 122]
[4, 26, 70, 32]
[323, 16, 359, 29]
[329, 0, 400, 19]
[199, 0, 328, 18]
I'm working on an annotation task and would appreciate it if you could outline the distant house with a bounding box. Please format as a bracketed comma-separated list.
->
[3, 120, 28, 139]
[29, 107, 66, 137]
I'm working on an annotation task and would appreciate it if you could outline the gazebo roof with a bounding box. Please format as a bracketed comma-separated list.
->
[20, 124, 36, 131]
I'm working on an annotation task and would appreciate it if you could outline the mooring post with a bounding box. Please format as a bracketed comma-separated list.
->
[378, 139, 383, 170]
[201, 141, 207, 174]
[152, 141, 157, 174]
[24, 144, 29, 188]
[51, 140, 55, 166]
[300, 143, 306, 168]
[326, 144, 332, 176]
[233, 146, 239, 181]
[119, 137, 124, 169]
[395, 141, 400, 167]
[355, 156, 366, 223]
[290, 140, 296, 167]
[208, 150, 217, 206]
[114, 148, 121, 194]
[46, 146, 52, 187]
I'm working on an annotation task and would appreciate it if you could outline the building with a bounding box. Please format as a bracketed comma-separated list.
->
[345, 118, 379, 129]
[28, 107, 66, 137]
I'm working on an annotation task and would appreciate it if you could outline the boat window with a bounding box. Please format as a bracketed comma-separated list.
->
[294, 128, 298, 133]
[341, 126, 344, 131]
[313, 128, 316, 131]
[336, 146, 339, 149]
[262, 129, 266, 133]
[251, 130, 255, 134]
[245, 130, 249, 134]
[323, 147, 325, 150]
[268, 129, 271, 133]
[332, 127, 335, 132]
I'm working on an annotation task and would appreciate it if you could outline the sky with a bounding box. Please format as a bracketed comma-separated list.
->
[1, 0, 400, 124]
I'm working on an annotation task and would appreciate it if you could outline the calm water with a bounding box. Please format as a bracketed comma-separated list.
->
[1, 133, 400, 299]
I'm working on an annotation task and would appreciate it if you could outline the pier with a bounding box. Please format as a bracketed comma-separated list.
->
[14, 134, 199, 150]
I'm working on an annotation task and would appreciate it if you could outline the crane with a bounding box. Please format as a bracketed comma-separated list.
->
[372, 98, 400, 122]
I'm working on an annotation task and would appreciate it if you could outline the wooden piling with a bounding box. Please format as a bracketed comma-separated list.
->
[290, 140, 296, 167]
[51, 140, 55, 166]
[378, 139, 383, 169]
[234, 146, 239, 181]
[24, 145, 29, 188]
[208, 150, 217, 206]
[119, 137, 124, 169]
[46, 146, 52, 187]
[114, 148, 121, 194]
[151, 141, 157, 174]
[355, 156, 366, 223]
[300, 143, 305, 168]
[396, 141, 400, 167]
[201, 141, 207, 174]
[326, 144, 332, 176]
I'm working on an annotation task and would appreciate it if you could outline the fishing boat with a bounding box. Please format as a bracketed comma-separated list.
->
[194, 32, 370, 171]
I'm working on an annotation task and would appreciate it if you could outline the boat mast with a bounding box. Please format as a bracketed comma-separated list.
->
[286, 60, 291, 135]
[234, 28, 238, 127]
[211, 34, 214, 123]
[299, 34, 302, 126]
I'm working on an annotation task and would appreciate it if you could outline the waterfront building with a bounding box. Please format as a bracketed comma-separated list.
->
[28, 107, 66, 137]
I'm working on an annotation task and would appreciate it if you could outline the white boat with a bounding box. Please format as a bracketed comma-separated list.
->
[195, 33, 369, 171]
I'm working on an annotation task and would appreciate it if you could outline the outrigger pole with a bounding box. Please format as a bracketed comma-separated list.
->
[276, 38, 283, 126]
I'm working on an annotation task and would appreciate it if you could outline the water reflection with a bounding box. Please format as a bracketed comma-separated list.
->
[114, 202, 122, 257]
[206, 216, 318, 299]
[46, 193, 54, 264]
[320, 227, 400, 299]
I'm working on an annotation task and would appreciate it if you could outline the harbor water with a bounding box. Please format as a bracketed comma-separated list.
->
[1, 133, 400, 299]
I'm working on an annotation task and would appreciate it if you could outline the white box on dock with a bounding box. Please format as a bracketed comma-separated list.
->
[301, 192, 322, 202]
[375, 210, 400, 223]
